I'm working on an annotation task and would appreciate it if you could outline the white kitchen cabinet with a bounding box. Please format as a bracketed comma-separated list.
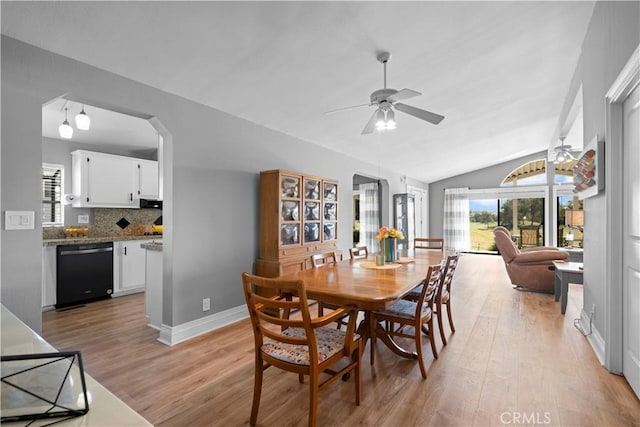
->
[42, 246, 57, 309]
[71, 150, 159, 208]
[72, 150, 137, 208]
[113, 240, 153, 296]
[136, 159, 159, 200]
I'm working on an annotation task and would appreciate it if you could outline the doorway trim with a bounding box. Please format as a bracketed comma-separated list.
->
[407, 185, 428, 239]
[604, 44, 640, 373]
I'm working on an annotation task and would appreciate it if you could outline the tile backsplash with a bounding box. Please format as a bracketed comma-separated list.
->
[43, 208, 162, 239]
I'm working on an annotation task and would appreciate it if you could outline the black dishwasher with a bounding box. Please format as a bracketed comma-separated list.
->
[56, 242, 114, 308]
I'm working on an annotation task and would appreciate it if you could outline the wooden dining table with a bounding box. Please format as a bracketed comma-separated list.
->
[286, 251, 446, 360]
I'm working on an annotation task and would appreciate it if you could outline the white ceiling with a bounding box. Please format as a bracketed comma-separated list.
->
[42, 98, 159, 150]
[2, 1, 595, 183]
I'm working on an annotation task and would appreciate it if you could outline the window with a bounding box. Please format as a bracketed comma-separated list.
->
[468, 186, 549, 252]
[554, 186, 584, 247]
[42, 163, 64, 226]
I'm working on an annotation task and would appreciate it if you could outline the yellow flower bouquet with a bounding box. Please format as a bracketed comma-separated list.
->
[376, 226, 404, 241]
[377, 226, 404, 263]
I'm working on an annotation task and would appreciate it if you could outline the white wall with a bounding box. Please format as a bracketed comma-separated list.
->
[1, 36, 424, 333]
[428, 150, 548, 237]
[553, 1, 639, 355]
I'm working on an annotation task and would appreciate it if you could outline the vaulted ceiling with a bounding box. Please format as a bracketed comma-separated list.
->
[1, 1, 595, 183]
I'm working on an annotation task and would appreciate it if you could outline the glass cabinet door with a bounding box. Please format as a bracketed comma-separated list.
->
[303, 177, 321, 243]
[304, 178, 320, 200]
[322, 181, 338, 241]
[280, 175, 301, 246]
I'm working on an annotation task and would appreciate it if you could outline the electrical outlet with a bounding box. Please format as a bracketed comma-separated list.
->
[591, 303, 596, 317]
[202, 298, 210, 312]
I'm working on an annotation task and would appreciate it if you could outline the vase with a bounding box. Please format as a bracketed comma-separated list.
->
[383, 238, 398, 263]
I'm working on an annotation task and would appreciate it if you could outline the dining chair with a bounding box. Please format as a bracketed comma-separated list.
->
[433, 255, 459, 345]
[370, 264, 442, 379]
[241, 272, 362, 427]
[348, 245, 369, 260]
[311, 252, 346, 328]
[310, 252, 337, 269]
[414, 237, 445, 253]
[403, 255, 459, 346]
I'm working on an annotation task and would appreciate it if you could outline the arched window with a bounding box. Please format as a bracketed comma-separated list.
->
[501, 159, 547, 186]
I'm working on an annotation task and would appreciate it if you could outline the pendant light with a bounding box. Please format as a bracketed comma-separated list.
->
[58, 108, 73, 139]
[75, 104, 91, 130]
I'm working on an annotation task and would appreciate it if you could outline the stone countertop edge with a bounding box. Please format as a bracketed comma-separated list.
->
[140, 241, 163, 251]
[43, 235, 162, 247]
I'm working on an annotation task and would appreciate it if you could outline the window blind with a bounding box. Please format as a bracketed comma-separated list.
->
[467, 185, 548, 201]
[42, 164, 63, 225]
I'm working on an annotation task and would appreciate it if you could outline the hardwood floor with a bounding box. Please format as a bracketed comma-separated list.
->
[42, 254, 640, 426]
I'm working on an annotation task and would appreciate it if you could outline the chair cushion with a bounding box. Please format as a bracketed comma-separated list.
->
[406, 285, 422, 299]
[261, 326, 359, 366]
[440, 289, 450, 304]
[378, 299, 431, 320]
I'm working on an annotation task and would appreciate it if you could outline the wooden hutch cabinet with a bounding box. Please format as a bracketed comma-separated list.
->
[256, 169, 339, 278]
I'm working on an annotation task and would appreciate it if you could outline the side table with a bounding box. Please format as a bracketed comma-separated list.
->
[553, 261, 584, 314]
[560, 247, 584, 263]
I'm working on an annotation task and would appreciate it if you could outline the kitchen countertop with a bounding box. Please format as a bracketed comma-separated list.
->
[1, 305, 152, 426]
[43, 235, 162, 247]
[141, 241, 163, 251]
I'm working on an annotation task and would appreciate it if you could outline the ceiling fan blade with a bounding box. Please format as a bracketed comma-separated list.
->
[324, 103, 370, 114]
[386, 88, 421, 103]
[394, 103, 444, 125]
[361, 111, 378, 135]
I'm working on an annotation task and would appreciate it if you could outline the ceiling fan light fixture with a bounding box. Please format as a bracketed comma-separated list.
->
[554, 136, 577, 163]
[385, 108, 396, 129]
[75, 104, 91, 130]
[58, 108, 73, 139]
[375, 108, 386, 130]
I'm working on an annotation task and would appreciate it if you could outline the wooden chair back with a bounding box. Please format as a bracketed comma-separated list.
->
[242, 273, 312, 351]
[438, 255, 459, 299]
[348, 246, 368, 260]
[311, 251, 337, 268]
[241, 272, 362, 426]
[519, 227, 540, 247]
[433, 254, 459, 345]
[370, 264, 443, 379]
[417, 264, 443, 315]
[414, 237, 445, 253]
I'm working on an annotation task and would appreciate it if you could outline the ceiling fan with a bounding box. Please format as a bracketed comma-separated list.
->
[553, 137, 580, 163]
[327, 52, 444, 135]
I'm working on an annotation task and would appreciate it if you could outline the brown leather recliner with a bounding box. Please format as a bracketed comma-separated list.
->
[493, 227, 569, 292]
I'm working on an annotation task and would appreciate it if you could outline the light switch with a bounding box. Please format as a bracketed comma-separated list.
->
[78, 214, 89, 224]
[5, 211, 35, 230]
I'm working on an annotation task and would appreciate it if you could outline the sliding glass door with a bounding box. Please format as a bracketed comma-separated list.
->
[468, 186, 548, 252]
[498, 198, 545, 248]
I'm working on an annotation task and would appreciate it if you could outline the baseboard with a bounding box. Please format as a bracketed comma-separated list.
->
[111, 287, 144, 298]
[157, 304, 248, 346]
[580, 308, 605, 365]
